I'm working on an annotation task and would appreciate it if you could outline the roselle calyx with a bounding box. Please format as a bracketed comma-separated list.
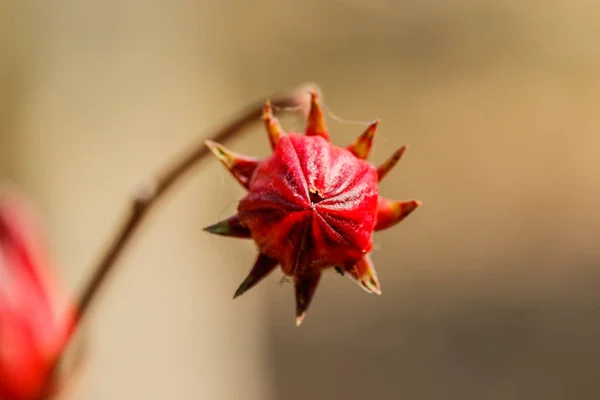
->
[204, 91, 421, 325]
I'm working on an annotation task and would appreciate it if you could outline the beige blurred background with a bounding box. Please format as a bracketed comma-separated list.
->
[2, 1, 600, 399]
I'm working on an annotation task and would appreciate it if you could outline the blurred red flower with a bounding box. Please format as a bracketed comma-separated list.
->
[0, 191, 75, 400]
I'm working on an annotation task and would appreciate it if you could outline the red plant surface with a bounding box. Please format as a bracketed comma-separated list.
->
[0, 191, 75, 399]
[204, 91, 421, 325]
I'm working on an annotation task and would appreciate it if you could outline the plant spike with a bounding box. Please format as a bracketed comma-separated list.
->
[377, 145, 407, 182]
[305, 90, 329, 140]
[294, 273, 322, 326]
[343, 255, 382, 295]
[375, 198, 421, 231]
[234, 253, 279, 298]
[263, 100, 286, 150]
[203, 214, 251, 238]
[347, 120, 379, 160]
[205, 140, 260, 189]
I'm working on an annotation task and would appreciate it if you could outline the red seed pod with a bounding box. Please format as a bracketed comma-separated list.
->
[0, 191, 75, 399]
[204, 91, 421, 325]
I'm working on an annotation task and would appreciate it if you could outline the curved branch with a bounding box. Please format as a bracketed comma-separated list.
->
[76, 85, 314, 322]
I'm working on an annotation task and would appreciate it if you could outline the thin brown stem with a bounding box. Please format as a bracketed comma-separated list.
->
[75, 85, 313, 322]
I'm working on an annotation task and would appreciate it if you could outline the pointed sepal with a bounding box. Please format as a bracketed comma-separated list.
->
[377, 145, 407, 182]
[343, 255, 381, 295]
[374, 197, 421, 231]
[205, 140, 260, 189]
[305, 90, 329, 140]
[294, 273, 322, 326]
[234, 253, 279, 298]
[203, 214, 251, 238]
[347, 120, 379, 160]
[263, 100, 286, 150]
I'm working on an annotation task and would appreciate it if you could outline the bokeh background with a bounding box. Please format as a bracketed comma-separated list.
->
[2, 1, 600, 399]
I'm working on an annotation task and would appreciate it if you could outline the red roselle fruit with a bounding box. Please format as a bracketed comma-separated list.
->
[204, 91, 421, 326]
[0, 191, 75, 399]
